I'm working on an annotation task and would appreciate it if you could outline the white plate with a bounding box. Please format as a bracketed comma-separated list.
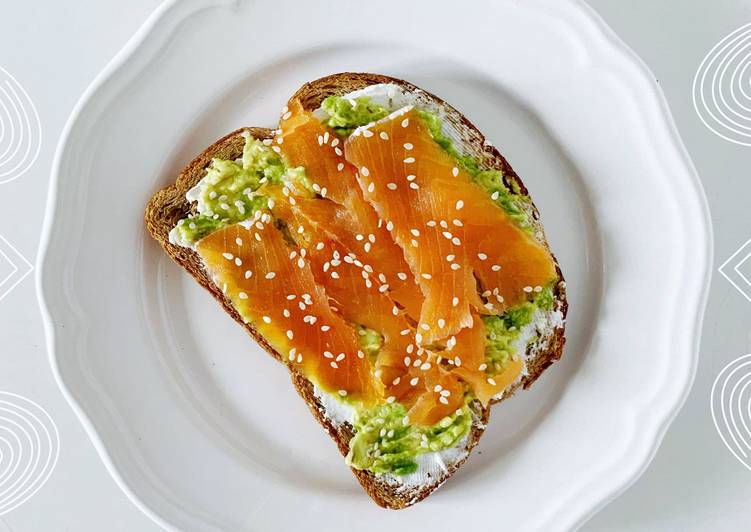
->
[37, 0, 711, 530]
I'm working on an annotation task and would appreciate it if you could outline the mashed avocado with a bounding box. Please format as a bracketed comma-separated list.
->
[321, 95, 390, 135]
[346, 402, 472, 476]
[357, 325, 383, 360]
[319, 96, 531, 230]
[482, 285, 555, 376]
[173, 135, 310, 244]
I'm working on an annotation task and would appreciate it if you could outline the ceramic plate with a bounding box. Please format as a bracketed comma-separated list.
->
[38, 0, 711, 530]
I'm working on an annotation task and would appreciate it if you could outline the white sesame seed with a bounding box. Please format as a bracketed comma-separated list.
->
[421, 273, 432, 280]
[362, 129, 373, 138]
[406, 344, 414, 354]
[403, 157, 415, 163]
[386, 396, 396, 404]
[455, 200, 464, 210]
[534, 285, 543, 292]
[286, 294, 296, 300]
[478, 253, 488, 260]
[491, 191, 500, 200]
[338, 389, 347, 397]
[440, 390, 451, 397]
[438, 318, 446, 328]
[401, 118, 409, 128]
[320, 187, 328, 197]
[265, 272, 276, 279]
[387, 182, 397, 190]
[336, 353, 345, 362]
[452, 296, 459, 307]
[406, 174, 416, 182]
[323, 351, 333, 359]
[392, 377, 401, 386]
[361, 166, 370, 176]
[331, 138, 339, 147]
[245, 270, 253, 279]
[272, 146, 281, 153]
[452, 219, 463, 227]
[404, 142, 413, 150]
[357, 350, 365, 359]
[454, 356, 462, 367]
[411, 228, 420, 237]
[452, 167, 459, 177]
[386, 221, 394, 231]
[400, 329, 410, 336]
[222, 252, 234, 260]
[379, 131, 389, 140]
[433, 384, 443, 393]
[262, 315, 271, 323]
[420, 362, 431, 371]
[367, 182, 375, 193]
[411, 239, 419, 247]
[397, 272, 408, 281]
[331, 271, 340, 279]
[487, 377, 497, 386]
[420, 323, 430, 331]
[330, 361, 339, 369]
[479, 363, 488, 371]
[452, 237, 461, 246]
[442, 231, 453, 239]
[450, 263, 460, 271]
[283, 309, 291, 318]
[415, 333, 423, 344]
[439, 396, 449, 405]
[337, 162, 344, 171]
[254, 233, 261, 241]
[492, 264, 502, 272]
[523, 286, 534, 293]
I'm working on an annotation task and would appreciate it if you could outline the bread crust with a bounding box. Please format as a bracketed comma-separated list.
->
[144, 73, 567, 509]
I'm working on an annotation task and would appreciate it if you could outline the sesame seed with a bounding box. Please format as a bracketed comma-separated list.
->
[317, 135, 323, 146]
[337, 162, 344, 171]
[387, 182, 397, 190]
[331, 138, 339, 147]
[320, 187, 328, 197]
[434, 384, 443, 392]
[452, 237, 461, 246]
[446, 254, 455, 261]
[406, 174, 416, 182]
[404, 142, 413, 150]
[452, 296, 459, 306]
[439, 396, 449, 405]
[411, 228, 420, 237]
[262, 315, 271, 323]
[392, 306, 399, 316]
[487, 377, 497, 386]
[454, 357, 461, 367]
[286, 294, 296, 300]
[421, 273, 432, 279]
[452, 219, 463, 227]
[440, 390, 451, 397]
[403, 157, 415, 163]
[411, 239, 419, 247]
[235, 237, 243, 246]
[234, 257, 243, 266]
[222, 252, 234, 260]
[442, 231, 453, 239]
[534, 285, 543, 292]
[397, 272, 408, 281]
[402, 416, 410, 426]
[401, 118, 409, 128]
[323, 351, 333, 359]
[361, 166, 370, 176]
[283, 309, 291, 318]
[282, 111, 291, 120]
[254, 233, 261, 241]
[334, 147, 343, 156]
[447, 336, 457, 350]
[265, 272, 276, 279]
[386, 221, 394, 231]
[379, 131, 389, 140]
[378, 284, 389, 293]
[420, 362, 431, 371]
[420, 323, 430, 331]
[400, 329, 411, 336]
[438, 318, 446, 328]
[357, 350, 365, 359]
[367, 182, 375, 193]
[452, 167, 459, 177]
[478, 253, 488, 260]
[272, 146, 281, 153]
[392, 377, 401, 386]
[245, 270, 253, 279]
[409, 182, 419, 190]
[330, 361, 339, 369]
[455, 200, 464, 210]
[406, 344, 414, 354]
[523, 286, 534, 293]
[338, 389, 347, 397]
[336, 353, 345, 362]
[478, 363, 488, 371]
[415, 333, 423, 344]
[363, 129, 373, 138]
[491, 191, 500, 200]
[331, 271, 340, 279]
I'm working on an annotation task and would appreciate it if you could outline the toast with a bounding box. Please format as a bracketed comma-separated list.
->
[145, 73, 567, 508]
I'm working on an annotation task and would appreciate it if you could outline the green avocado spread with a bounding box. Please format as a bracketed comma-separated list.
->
[172, 135, 309, 244]
[319, 95, 532, 230]
[346, 402, 472, 476]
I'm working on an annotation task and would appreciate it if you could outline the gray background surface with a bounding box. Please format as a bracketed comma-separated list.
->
[0, 1, 749, 530]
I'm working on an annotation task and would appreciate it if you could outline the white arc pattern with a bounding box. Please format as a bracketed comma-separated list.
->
[692, 22, 751, 146]
[0, 66, 41, 184]
[711, 354, 751, 471]
[0, 392, 59, 515]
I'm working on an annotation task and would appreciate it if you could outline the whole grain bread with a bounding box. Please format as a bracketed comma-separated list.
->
[144, 73, 567, 509]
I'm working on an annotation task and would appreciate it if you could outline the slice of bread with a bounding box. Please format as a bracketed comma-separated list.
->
[144, 73, 567, 509]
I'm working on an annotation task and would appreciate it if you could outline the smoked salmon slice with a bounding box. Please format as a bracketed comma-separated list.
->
[278, 99, 424, 319]
[195, 213, 377, 401]
[345, 106, 557, 344]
